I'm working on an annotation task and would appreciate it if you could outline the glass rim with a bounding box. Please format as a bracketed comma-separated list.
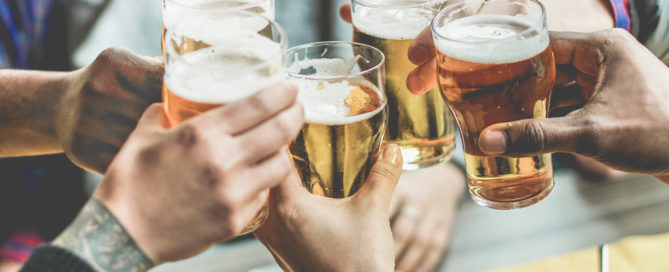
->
[352, 0, 443, 9]
[165, 0, 270, 10]
[431, 0, 547, 45]
[286, 41, 386, 81]
[164, 10, 287, 72]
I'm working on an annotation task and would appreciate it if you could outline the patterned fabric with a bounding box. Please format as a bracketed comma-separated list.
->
[0, 0, 60, 69]
[610, 0, 632, 30]
[0, 230, 46, 263]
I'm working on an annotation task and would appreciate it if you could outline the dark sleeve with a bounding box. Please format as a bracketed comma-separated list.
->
[19, 245, 96, 272]
[628, 0, 661, 43]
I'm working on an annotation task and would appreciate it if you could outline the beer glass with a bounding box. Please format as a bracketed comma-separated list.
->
[163, 10, 286, 232]
[162, 0, 275, 57]
[351, 0, 456, 170]
[286, 42, 387, 198]
[432, 0, 556, 209]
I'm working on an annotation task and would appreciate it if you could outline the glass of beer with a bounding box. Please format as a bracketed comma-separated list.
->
[286, 41, 387, 198]
[351, 0, 456, 170]
[163, 10, 286, 232]
[161, 0, 275, 57]
[432, 0, 556, 209]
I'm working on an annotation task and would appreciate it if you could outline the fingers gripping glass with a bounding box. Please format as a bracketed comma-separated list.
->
[286, 41, 388, 198]
[432, 0, 556, 210]
[162, 10, 287, 233]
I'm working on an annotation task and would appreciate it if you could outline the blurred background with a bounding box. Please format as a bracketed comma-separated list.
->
[42, 0, 669, 271]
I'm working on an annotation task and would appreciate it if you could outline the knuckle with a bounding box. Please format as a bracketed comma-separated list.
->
[96, 47, 129, 64]
[249, 93, 272, 116]
[174, 123, 202, 148]
[273, 114, 295, 144]
[392, 224, 413, 242]
[572, 116, 602, 156]
[200, 161, 224, 187]
[371, 162, 398, 179]
[511, 122, 546, 154]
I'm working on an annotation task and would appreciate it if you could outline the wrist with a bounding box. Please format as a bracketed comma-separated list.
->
[52, 198, 154, 271]
[0, 70, 70, 156]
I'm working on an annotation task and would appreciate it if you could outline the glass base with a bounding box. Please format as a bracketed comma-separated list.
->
[469, 181, 554, 210]
[400, 144, 455, 171]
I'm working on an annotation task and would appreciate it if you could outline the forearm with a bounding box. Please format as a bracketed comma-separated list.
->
[49, 198, 153, 272]
[0, 70, 70, 156]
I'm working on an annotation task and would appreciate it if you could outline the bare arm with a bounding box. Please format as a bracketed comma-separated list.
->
[0, 70, 70, 156]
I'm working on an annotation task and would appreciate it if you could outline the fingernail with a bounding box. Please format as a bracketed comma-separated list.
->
[382, 145, 402, 166]
[480, 130, 507, 155]
[406, 74, 425, 95]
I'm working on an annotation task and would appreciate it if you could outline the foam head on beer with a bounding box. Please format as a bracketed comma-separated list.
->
[163, 0, 275, 29]
[164, 14, 283, 104]
[288, 57, 385, 125]
[163, 11, 285, 126]
[352, 0, 444, 40]
[433, 13, 548, 64]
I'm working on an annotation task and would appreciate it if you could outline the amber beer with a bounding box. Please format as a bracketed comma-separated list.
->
[163, 11, 285, 231]
[352, 0, 456, 170]
[433, 1, 556, 209]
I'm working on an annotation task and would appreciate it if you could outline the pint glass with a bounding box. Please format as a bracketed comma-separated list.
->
[163, 11, 286, 232]
[352, 0, 456, 170]
[286, 42, 387, 198]
[432, 0, 556, 209]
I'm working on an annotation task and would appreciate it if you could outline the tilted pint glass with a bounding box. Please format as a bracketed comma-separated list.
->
[163, 10, 286, 231]
[352, 0, 456, 170]
[286, 42, 387, 198]
[433, 0, 556, 209]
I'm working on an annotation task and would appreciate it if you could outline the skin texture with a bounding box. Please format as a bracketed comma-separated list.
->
[86, 82, 303, 267]
[0, 47, 163, 174]
[389, 163, 464, 272]
[478, 30, 669, 183]
[255, 145, 403, 272]
[52, 199, 153, 272]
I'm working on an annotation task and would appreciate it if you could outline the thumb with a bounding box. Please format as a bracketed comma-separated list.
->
[135, 103, 168, 134]
[339, 3, 352, 24]
[271, 166, 307, 201]
[354, 145, 403, 207]
[478, 115, 591, 157]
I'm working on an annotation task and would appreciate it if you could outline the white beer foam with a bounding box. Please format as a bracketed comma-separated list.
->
[164, 30, 283, 104]
[288, 58, 386, 125]
[434, 14, 549, 64]
[163, 0, 274, 30]
[352, 0, 445, 40]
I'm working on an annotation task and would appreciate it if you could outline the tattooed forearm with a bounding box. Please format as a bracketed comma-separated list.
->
[52, 198, 153, 272]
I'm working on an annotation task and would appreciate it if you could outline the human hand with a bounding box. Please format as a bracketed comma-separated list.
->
[477, 29, 669, 183]
[94, 83, 304, 264]
[255, 145, 403, 272]
[390, 163, 464, 272]
[334, 0, 614, 96]
[58, 48, 163, 174]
